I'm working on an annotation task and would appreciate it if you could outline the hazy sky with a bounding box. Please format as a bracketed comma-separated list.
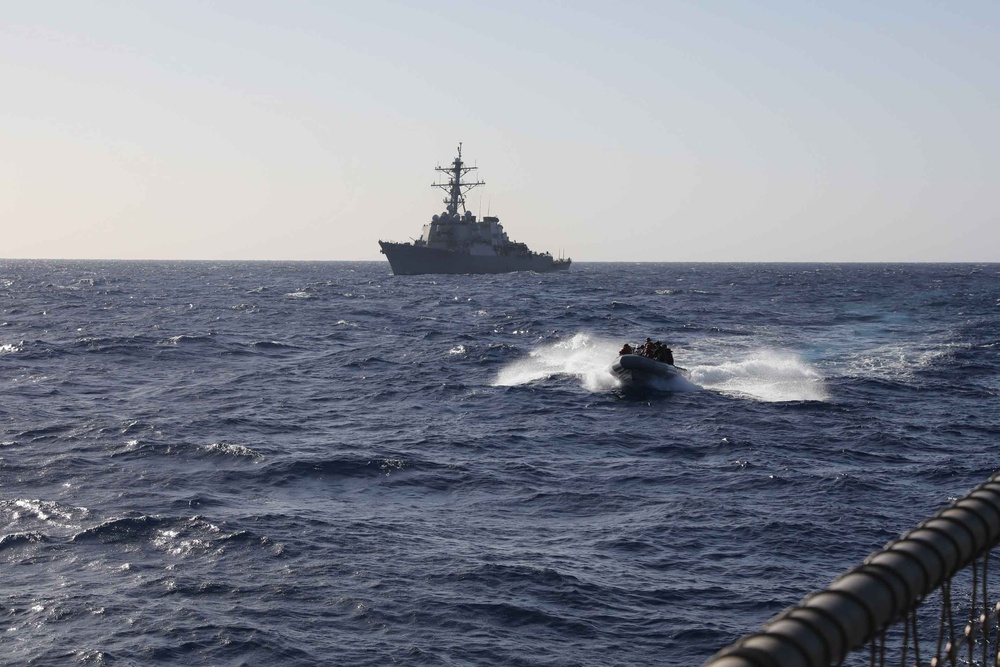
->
[3, 1, 998, 262]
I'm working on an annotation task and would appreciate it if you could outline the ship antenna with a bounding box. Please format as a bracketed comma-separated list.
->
[432, 142, 485, 216]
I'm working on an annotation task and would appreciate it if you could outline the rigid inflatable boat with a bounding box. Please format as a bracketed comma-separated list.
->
[611, 354, 689, 388]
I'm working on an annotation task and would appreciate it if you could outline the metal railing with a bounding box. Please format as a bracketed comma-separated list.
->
[704, 473, 1000, 667]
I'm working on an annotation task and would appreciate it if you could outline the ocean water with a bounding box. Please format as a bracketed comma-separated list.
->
[1, 261, 998, 666]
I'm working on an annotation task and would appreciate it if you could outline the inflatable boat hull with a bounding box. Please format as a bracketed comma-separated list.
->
[611, 354, 688, 388]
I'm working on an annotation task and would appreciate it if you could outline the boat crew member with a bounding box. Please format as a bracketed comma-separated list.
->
[655, 343, 674, 365]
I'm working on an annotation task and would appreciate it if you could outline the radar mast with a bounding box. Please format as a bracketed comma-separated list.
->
[432, 142, 485, 215]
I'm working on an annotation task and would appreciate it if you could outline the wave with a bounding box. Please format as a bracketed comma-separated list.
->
[71, 515, 163, 543]
[201, 442, 265, 461]
[230, 303, 261, 313]
[2, 498, 92, 526]
[250, 340, 297, 351]
[73, 335, 159, 353]
[0, 532, 46, 551]
[256, 454, 485, 494]
[454, 601, 598, 635]
[112, 438, 267, 462]
[0, 341, 24, 355]
[264, 456, 409, 485]
[162, 334, 216, 346]
[7, 339, 80, 360]
[344, 356, 399, 369]
[69, 514, 266, 558]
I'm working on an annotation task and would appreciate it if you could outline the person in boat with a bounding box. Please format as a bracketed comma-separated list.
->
[619, 343, 634, 355]
[640, 338, 653, 357]
[633, 338, 675, 365]
[654, 342, 674, 365]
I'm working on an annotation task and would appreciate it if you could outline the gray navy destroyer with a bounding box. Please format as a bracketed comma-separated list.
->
[379, 144, 571, 275]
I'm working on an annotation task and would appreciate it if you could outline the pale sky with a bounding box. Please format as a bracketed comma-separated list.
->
[2, 1, 998, 262]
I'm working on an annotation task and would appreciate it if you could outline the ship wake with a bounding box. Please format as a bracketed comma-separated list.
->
[689, 350, 829, 403]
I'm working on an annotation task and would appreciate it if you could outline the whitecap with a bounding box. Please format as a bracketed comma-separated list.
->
[0, 341, 23, 355]
[203, 442, 264, 461]
[6, 498, 90, 524]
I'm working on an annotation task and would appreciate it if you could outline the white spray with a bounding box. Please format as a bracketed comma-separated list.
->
[494, 333, 830, 402]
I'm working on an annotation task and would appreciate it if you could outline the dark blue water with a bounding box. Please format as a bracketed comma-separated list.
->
[2, 261, 998, 666]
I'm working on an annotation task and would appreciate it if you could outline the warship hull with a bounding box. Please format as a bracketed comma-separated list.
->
[379, 241, 571, 276]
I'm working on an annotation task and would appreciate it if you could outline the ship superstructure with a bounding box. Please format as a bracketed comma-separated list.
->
[378, 144, 571, 275]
